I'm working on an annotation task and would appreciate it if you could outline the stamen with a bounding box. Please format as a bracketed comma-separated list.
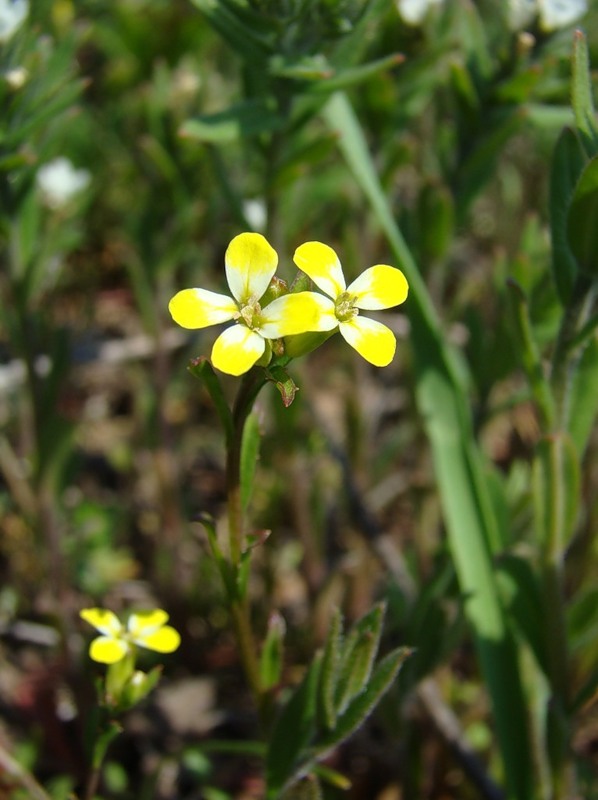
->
[238, 300, 262, 329]
[335, 291, 358, 322]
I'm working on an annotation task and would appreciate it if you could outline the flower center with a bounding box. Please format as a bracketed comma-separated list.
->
[335, 291, 358, 322]
[237, 298, 262, 330]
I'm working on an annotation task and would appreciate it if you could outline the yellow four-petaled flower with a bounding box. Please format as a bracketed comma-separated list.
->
[293, 241, 409, 367]
[168, 232, 408, 373]
[169, 233, 329, 376]
[80, 608, 181, 664]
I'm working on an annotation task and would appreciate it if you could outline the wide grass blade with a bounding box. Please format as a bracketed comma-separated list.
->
[322, 91, 533, 800]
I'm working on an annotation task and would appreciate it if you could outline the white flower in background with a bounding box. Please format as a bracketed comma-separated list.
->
[36, 158, 91, 209]
[5, 65, 28, 89]
[397, 0, 444, 25]
[508, 0, 587, 30]
[243, 198, 267, 232]
[0, 0, 28, 43]
[538, 0, 587, 30]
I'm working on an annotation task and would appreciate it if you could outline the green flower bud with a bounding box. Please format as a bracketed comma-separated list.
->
[261, 276, 289, 306]
[283, 329, 337, 359]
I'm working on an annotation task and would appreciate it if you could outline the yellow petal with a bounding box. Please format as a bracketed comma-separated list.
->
[347, 265, 409, 310]
[137, 625, 181, 654]
[89, 635, 129, 664]
[225, 232, 278, 305]
[169, 288, 237, 329]
[211, 325, 266, 376]
[80, 608, 122, 636]
[259, 292, 337, 338]
[339, 316, 396, 366]
[293, 242, 346, 299]
[128, 610, 169, 638]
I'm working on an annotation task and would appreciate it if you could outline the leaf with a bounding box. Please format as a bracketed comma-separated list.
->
[240, 411, 261, 512]
[265, 656, 321, 800]
[496, 554, 548, 676]
[315, 647, 411, 756]
[567, 155, 598, 277]
[549, 127, 587, 304]
[304, 54, 404, 95]
[260, 613, 286, 691]
[318, 609, 343, 731]
[567, 586, 598, 652]
[266, 365, 297, 407]
[568, 337, 598, 454]
[180, 100, 284, 143]
[334, 604, 384, 715]
[571, 30, 598, 158]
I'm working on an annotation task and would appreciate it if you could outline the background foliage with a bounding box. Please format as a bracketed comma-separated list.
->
[1, 0, 598, 798]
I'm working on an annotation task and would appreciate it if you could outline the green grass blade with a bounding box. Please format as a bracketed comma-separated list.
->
[322, 91, 533, 800]
[571, 30, 598, 158]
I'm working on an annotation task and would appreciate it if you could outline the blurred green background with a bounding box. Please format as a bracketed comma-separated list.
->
[1, 0, 598, 798]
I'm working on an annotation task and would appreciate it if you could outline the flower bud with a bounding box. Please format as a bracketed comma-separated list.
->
[260, 276, 289, 307]
[283, 329, 336, 359]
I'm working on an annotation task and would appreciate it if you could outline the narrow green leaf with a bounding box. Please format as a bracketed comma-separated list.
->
[240, 411, 261, 512]
[568, 337, 598, 454]
[312, 763, 351, 790]
[334, 604, 384, 715]
[180, 100, 283, 143]
[567, 155, 598, 277]
[571, 29, 598, 158]
[260, 612, 286, 691]
[567, 586, 598, 652]
[305, 54, 404, 94]
[316, 647, 411, 756]
[496, 554, 548, 676]
[265, 655, 321, 800]
[318, 609, 343, 731]
[549, 127, 587, 304]
[449, 59, 479, 110]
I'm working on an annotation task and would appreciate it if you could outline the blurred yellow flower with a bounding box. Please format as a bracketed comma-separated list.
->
[80, 608, 181, 664]
[169, 232, 330, 376]
[293, 242, 409, 367]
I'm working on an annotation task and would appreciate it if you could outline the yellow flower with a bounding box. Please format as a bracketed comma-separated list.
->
[169, 232, 329, 376]
[293, 242, 409, 367]
[80, 608, 181, 664]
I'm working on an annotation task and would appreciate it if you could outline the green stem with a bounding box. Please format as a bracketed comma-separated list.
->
[507, 279, 555, 430]
[224, 369, 269, 719]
